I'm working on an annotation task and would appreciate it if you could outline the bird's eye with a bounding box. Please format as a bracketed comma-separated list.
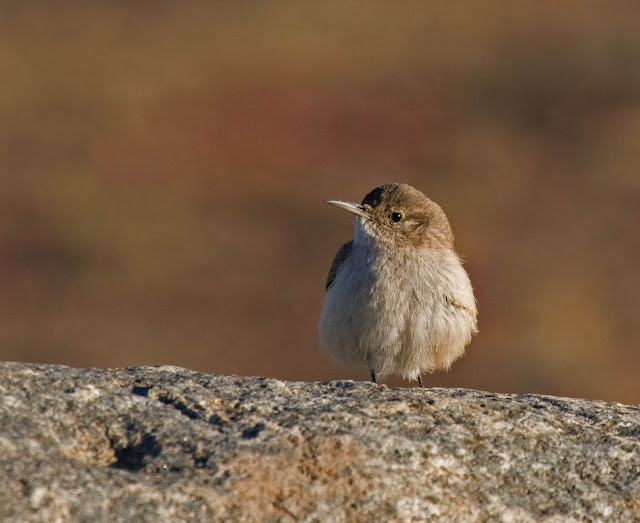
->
[391, 211, 404, 222]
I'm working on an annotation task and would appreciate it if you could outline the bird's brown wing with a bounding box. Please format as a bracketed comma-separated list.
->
[326, 240, 354, 290]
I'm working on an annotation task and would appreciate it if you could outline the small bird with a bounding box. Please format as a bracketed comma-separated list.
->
[319, 183, 477, 386]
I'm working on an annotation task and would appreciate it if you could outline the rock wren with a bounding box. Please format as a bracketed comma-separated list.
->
[319, 183, 477, 386]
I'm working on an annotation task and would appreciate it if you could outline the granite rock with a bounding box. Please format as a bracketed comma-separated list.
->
[0, 362, 638, 522]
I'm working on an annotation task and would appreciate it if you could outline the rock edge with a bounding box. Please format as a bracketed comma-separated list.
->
[0, 362, 638, 522]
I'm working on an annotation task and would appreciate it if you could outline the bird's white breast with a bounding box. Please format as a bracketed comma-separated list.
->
[319, 236, 477, 380]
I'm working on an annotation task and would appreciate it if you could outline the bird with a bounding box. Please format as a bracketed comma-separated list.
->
[318, 183, 477, 386]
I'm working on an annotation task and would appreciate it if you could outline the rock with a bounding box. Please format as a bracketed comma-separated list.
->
[0, 362, 638, 522]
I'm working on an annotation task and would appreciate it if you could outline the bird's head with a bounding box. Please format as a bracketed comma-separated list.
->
[326, 183, 454, 250]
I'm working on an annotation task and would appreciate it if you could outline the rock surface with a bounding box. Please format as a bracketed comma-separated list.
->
[0, 362, 638, 522]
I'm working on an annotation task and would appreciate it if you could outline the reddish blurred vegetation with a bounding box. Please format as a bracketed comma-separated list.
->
[1, 3, 639, 403]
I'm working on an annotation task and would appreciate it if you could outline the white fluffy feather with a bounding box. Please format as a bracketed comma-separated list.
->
[319, 219, 477, 380]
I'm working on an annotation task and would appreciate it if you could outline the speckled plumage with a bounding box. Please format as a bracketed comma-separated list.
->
[319, 183, 477, 383]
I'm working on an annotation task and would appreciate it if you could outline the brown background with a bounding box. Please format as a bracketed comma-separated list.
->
[1, 2, 639, 404]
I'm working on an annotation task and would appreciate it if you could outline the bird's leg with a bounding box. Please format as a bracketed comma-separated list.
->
[369, 369, 377, 383]
[417, 375, 424, 388]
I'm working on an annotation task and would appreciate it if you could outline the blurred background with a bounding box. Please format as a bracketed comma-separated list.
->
[1, 2, 639, 404]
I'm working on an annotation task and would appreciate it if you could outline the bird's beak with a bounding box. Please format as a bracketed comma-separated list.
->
[325, 200, 371, 220]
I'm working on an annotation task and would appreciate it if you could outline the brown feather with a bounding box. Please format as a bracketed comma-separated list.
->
[325, 240, 354, 290]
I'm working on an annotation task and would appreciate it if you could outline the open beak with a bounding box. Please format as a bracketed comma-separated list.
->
[325, 200, 371, 220]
